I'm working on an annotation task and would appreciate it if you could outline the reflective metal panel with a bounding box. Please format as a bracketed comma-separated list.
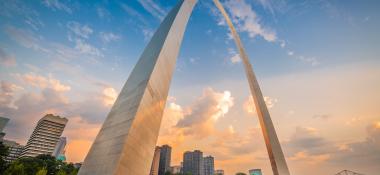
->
[213, 0, 290, 175]
[78, 1, 197, 174]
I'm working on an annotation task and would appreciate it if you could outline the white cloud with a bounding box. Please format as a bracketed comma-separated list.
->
[227, 48, 241, 64]
[230, 54, 241, 64]
[287, 51, 294, 56]
[74, 39, 102, 57]
[137, 0, 167, 20]
[142, 29, 154, 41]
[224, 0, 277, 42]
[67, 21, 93, 39]
[42, 0, 72, 14]
[96, 7, 110, 19]
[102, 87, 117, 107]
[120, 3, 149, 25]
[297, 55, 320, 66]
[100, 32, 121, 43]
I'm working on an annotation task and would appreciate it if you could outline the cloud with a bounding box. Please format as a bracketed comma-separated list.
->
[176, 88, 234, 138]
[158, 88, 234, 150]
[283, 123, 380, 171]
[0, 0, 44, 30]
[5, 25, 48, 52]
[67, 21, 93, 39]
[0, 48, 17, 67]
[330, 122, 380, 168]
[96, 7, 110, 19]
[210, 126, 262, 157]
[243, 96, 278, 114]
[287, 51, 294, 56]
[230, 54, 241, 64]
[142, 29, 154, 41]
[42, 0, 72, 14]
[99, 32, 121, 43]
[16, 72, 71, 92]
[313, 114, 331, 120]
[137, 0, 167, 20]
[284, 126, 335, 164]
[297, 55, 320, 66]
[0, 81, 23, 109]
[227, 48, 241, 64]
[224, 0, 277, 42]
[102, 87, 117, 107]
[120, 3, 149, 26]
[74, 39, 102, 57]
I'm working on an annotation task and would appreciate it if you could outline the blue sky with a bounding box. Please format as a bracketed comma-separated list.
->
[1, 0, 380, 175]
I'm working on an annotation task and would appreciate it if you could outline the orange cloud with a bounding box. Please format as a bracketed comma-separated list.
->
[17, 72, 71, 92]
[243, 96, 278, 114]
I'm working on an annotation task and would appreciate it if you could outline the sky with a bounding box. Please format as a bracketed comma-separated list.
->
[0, 0, 380, 175]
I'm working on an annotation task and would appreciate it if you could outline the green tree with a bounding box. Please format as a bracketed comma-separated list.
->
[56, 169, 67, 175]
[35, 167, 47, 175]
[0, 142, 9, 173]
[4, 161, 25, 175]
[4, 154, 80, 175]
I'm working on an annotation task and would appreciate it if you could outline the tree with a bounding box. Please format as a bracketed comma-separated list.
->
[0, 142, 9, 173]
[56, 169, 67, 175]
[4, 154, 79, 175]
[35, 167, 47, 175]
[4, 161, 25, 175]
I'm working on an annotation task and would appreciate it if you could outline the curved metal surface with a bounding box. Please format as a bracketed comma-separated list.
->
[213, 0, 291, 175]
[78, 1, 198, 174]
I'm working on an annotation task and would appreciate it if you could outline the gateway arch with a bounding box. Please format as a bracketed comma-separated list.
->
[78, 0, 290, 175]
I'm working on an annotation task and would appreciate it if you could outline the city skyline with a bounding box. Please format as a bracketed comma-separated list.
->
[1, 0, 380, 175]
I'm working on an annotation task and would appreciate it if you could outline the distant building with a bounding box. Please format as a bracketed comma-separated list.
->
[183, 150, 204, 175]
[170, 165, 181, 174]
[150, 146, 161, 175]
[215, 169, 224, 175]
[203, 156, 214, 175]
[3, 140, 24, 162]
[21, 114, 68, 157]
[158, 145, 171, 175]
[0, 117, 9, 141]
[249, 169, 262, 175]
[74, 162, 82, 169]
[0, 116, 9, 132]
[52, 137, 67, 159]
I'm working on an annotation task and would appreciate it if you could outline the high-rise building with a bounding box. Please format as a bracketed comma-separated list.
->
[249, 169, 262, 175]
[21, 114, 68, 157]
[52, 137, 66, 157]
[0, 116, 9, 132]
[150, 146, 161, 175]
[0, 117, 9, 141]
[203, 156, 214, 175]
[158, 145, 172, 175]
[170, 165, 181, 174]
[215, 169, 224, 175]
[3, 140, 24, 162]
[183, 150, 204, 175]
